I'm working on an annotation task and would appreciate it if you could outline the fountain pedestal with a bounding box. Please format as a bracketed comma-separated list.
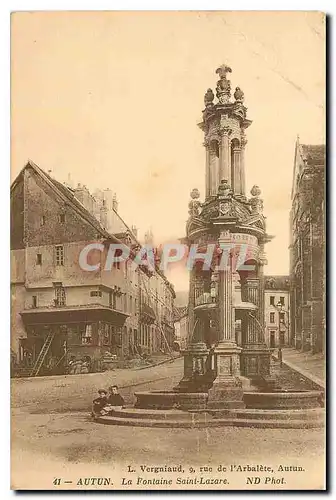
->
[207, 244, 245, 409]
[207, 341, 245, 408]
[174, 341, 210, 393]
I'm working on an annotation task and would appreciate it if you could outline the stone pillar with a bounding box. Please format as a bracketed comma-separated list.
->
[242, 278, 260, 345]
[209, 143, 218, 196]
[219, 126, 231, 185]
[218, 254, 234, 343]
[204, 142, 211, 199]
[174, 268, 209, 393]
[241, 268, 274, 386]
[239, 136, 247, 197]
[207, 232, 245, 409]
[232, 145, 241, 195]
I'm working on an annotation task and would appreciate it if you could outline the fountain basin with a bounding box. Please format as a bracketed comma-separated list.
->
[243, 390, 324, 409]
[135, 390, 208, 410]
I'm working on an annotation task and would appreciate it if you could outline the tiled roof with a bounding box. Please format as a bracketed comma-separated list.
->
[12, 160, 176, 291]
[264, 275, 290, 291]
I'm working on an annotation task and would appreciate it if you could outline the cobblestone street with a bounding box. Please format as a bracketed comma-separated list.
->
[11, 358, 325, 490]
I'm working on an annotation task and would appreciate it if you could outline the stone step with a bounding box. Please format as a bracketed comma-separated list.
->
[112, 408, 212, 421]
[220, 408, 325, 421]
[96, 414, 324, 429]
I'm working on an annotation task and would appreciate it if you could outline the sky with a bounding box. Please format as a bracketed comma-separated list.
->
[11, 11, 325, 291]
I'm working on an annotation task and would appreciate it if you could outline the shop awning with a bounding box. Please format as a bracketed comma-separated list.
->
[20, 304, 130, 326]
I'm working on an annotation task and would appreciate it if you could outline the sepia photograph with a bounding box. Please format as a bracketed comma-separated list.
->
[10, 10, 326, 490]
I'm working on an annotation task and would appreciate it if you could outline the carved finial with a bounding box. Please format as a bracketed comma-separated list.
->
[204, 88, 214, 107]
[234, 86, 244, 103]
[188, 189, 201, 217]
[190, 188, 200, 199]
[215, 64, 232, 104]
[216, 64, 232, 79]
[250, 186, 263, 215]
[250, 185, 261, 197]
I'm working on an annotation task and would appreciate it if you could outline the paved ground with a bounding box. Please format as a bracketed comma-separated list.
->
[281, 348, 325, 387]
[11, 358, 325, 491]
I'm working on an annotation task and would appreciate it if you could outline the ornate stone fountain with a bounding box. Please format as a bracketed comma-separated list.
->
[97, 64, 324, 428]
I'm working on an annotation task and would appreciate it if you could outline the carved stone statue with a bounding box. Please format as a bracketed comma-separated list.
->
[234, 87, 244, 103]
[204, 88, 215, 107]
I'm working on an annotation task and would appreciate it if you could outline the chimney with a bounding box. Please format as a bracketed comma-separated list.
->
[100, 200, 108, 229]
[112, 193, 118, 212]
[131, 225, 138, 238]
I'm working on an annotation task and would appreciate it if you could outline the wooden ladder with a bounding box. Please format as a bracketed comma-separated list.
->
[30, 331, 55, 377]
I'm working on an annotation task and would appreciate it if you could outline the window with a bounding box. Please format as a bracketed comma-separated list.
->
[54, 285, 66, 306]
[90, 290, 102, 297]
[55, 245, 64, 266]
[130, 295, 133, 314]
[59, 213, 66, 224]
[32, 295, 37, 308]
[36, 253, 42, 265]
[270, 296, 275, 306]
[270, 312, 275, 323]
[81, 324, 92, 345]
[279, 296, 285, 306]
[279, 312, 285, 324]
[40, 216, 46, 226]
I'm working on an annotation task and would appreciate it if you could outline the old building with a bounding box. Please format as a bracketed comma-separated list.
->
[173, 306, 189, 351]
[264, 276, 290, 349]
[289, 138, 326, 353]
[11, 161, 175, 375]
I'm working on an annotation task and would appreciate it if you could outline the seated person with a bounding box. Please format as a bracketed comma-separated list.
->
[100, 385, 125, 415]
[92, 389, 108, 417]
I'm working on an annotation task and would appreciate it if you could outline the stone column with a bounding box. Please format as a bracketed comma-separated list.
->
[218, 254, 234, 343]
[174, 267, 209, 392]
[232, 145, 241, 195]
[239, 136, 247, 197]
[242, 278, 260, 345]
[241, 266, 273, 386]
[207, 232, 245, 409]
[219, 127, 231, 185]
[204, 142, 211, 199]
[209, 143, 218, 196]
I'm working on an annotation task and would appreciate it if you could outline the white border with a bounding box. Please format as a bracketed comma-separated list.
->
[3, 2, 333, 498]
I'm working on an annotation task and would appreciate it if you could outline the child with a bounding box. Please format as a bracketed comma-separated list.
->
[92, 389, 108, 417]
[107, 385, 125, 407]
[100, 386, 125, 416]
